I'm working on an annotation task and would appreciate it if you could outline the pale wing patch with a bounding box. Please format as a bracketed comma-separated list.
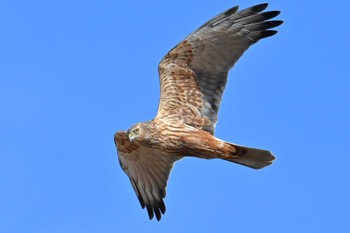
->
[114, 131, 182, 221]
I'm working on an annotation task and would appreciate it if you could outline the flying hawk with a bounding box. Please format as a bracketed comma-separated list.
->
[114, 3, 282, 221]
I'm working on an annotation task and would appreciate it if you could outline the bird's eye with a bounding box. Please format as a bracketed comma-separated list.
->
[134, 128, 139, 133]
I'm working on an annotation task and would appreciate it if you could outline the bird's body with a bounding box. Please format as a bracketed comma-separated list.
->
[114, 3, 283, 221]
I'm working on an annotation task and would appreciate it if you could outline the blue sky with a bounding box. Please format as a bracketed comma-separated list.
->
[1, 0, 349, 232]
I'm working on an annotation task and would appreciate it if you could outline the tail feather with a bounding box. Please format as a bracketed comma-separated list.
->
[223, 143, 275, 169]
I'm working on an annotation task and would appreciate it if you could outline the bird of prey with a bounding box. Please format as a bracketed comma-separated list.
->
[114, 3, 282, 221]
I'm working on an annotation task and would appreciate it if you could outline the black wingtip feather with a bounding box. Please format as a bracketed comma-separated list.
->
[270, 20, 284, 28]
[256, 30, 279, 39]
[146, 206, 154, 220]
[264, 10, 281, 19]
[250, 3, 269, 13]
[144, 200, 166, 221]
[245, 20, 284, 31]
[154, 208, 161, 221]
[160, 202, 166, 214]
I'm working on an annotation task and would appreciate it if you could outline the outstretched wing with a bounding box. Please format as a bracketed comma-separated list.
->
[156, 3, 283, 134]
[114, 131, 182, 221]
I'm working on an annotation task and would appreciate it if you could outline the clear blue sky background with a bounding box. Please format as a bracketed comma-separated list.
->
[1, 0, 349, 232]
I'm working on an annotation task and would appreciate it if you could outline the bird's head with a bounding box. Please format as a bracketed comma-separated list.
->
[126, 123, 147, 142]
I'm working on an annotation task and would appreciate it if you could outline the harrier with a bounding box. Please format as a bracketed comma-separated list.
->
[114, 3, 282, 221]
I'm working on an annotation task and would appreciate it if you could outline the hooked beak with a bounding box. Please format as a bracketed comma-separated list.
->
[126, 130, 135, 142]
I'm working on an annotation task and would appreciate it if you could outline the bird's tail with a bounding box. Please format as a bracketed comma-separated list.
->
[222, 142, 275, 169]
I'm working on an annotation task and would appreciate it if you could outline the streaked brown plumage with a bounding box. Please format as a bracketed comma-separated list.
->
[114, 3, 283, 221]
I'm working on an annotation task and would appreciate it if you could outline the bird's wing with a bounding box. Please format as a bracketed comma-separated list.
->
[114, 131, 182, 221]
[156, 3, 283, 134]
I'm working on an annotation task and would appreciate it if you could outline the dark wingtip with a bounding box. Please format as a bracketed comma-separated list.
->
[146, 206, 154, 220]
[272, 20, 284, 27]
[265, 10, 281, 19]
[154, 208, 161, 221]
[145, 201, 166, 221]
[252, 3, 269, 12]
[261, 30, 279, 38]
[160, 201, 166, 214]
